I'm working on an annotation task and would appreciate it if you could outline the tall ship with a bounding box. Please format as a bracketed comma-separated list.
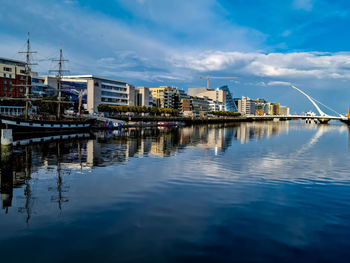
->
[0, 34, 94, 134]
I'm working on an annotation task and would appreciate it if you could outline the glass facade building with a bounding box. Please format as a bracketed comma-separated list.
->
[216, 85, 238, 112]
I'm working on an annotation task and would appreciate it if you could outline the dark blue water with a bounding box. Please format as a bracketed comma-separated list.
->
[1, 122, 350, 263]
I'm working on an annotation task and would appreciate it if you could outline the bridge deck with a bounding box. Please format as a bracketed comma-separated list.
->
[245, 115, 344, 120]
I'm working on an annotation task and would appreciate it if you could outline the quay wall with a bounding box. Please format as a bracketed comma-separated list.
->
[111, 115, 293, 125]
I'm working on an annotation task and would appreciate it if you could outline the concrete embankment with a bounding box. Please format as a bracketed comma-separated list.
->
[110, 115, 288, 125]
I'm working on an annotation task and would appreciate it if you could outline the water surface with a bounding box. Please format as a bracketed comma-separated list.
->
[1, 121, 350, 263]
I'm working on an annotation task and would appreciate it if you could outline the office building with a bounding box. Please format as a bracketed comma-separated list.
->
[135, 87, 151, 107]
[280, 106, 290, 116]
[187, 87, 209, 97]
[191, 97, 210, 116]
[268, 103, 280, 115]
[195, 89, 226, 105]
[217, 85, 238, 112]
[188, 85, 237, 112]
[43, 75, 135, 113]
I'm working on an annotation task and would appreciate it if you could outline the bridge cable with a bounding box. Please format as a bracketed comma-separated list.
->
[309, 96, 344, 117]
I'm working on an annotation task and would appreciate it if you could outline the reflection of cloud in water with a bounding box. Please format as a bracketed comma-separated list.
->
[244, 124, 349, 183]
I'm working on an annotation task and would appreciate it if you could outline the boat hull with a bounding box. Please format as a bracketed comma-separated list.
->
[340, 119, 350, 125]
[0, 115, 93, 135]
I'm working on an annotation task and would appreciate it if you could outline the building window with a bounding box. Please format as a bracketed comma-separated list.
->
[9, 87, 12, 91]
[20, 70, 26, 74]
[20, 88, 23, 92]
[3, 80, 6, 84]
[4, 87, 7, 91]
[9, 81, 12, 84]
[3, 67, 12, 72]
[9, 74, 12, 78]
[4, 73, 6, 78]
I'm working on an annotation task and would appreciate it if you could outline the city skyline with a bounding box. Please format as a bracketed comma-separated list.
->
[1, 0, 350, 113]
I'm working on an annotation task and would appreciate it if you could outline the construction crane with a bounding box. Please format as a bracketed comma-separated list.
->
[200, 76, 238, 90]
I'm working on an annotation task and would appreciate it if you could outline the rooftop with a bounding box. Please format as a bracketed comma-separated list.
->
[63, 75, 127, 84]
[0, 57, 26, 66]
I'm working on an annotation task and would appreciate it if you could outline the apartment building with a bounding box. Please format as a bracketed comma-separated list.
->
[150, 86, 179, 108]
[0, 57, 27, 98]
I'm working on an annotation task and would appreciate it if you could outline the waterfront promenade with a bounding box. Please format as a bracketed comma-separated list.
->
[110, 114, 345, 125]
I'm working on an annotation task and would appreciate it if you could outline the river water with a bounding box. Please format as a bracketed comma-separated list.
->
[1, 121, 350, 263]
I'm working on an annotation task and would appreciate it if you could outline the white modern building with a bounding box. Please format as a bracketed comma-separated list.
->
[43, 75, 135, 113]
[239, 96, 255, 115]
[280, 106, 290, 116]
[208, 99, 225, 112]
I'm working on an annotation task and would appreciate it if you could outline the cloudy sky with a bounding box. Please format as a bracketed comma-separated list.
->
[1, 0, 350, 113]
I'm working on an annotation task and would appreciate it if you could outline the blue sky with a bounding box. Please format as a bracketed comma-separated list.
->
[1, 0, 350, 113]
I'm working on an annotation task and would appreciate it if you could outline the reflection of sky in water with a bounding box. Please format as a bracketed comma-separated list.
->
[1, 121, 350, 262]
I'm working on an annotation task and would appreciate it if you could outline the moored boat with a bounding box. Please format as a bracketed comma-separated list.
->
[0, 115, 94, 134]
[340, 118, 350, 125]
[340, 108, 350, 125]
[157, 121, 185, 127]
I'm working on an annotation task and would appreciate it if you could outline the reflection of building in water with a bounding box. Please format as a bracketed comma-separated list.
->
[180, 122, 289, 148]
[87, 139, 101, 167]
[179, 125, 234, 154]
[1, 123, 298, 220]
[87, 129, 175, 165]
[137, 137, 153, 157]
[235, 122, 289, 144]
[150, 130, 180, 157]
[2, 124, 295, 200]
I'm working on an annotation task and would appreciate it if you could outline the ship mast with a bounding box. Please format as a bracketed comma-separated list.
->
[18, 32, 37, 120]
[49, 49, 69, 119]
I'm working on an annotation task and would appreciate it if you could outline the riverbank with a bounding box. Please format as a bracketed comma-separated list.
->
[109, 115, 292, 125]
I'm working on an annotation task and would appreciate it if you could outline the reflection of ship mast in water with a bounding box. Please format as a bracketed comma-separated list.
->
[51, 141, 69, 212]
[24, 146, 32, 224]
[15, 145, 33, 224]
[57, 143, 62, 211]
[57, 142, 63, 211]
[24, 179, 32, 223]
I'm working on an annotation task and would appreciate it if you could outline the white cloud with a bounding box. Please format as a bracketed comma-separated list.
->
[292, 0, 314, 11]
[172, 51, 350, 80]
[268, 81, 292, 86]
[63, 0, 77, 4]
[2, 0, 350, 99]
